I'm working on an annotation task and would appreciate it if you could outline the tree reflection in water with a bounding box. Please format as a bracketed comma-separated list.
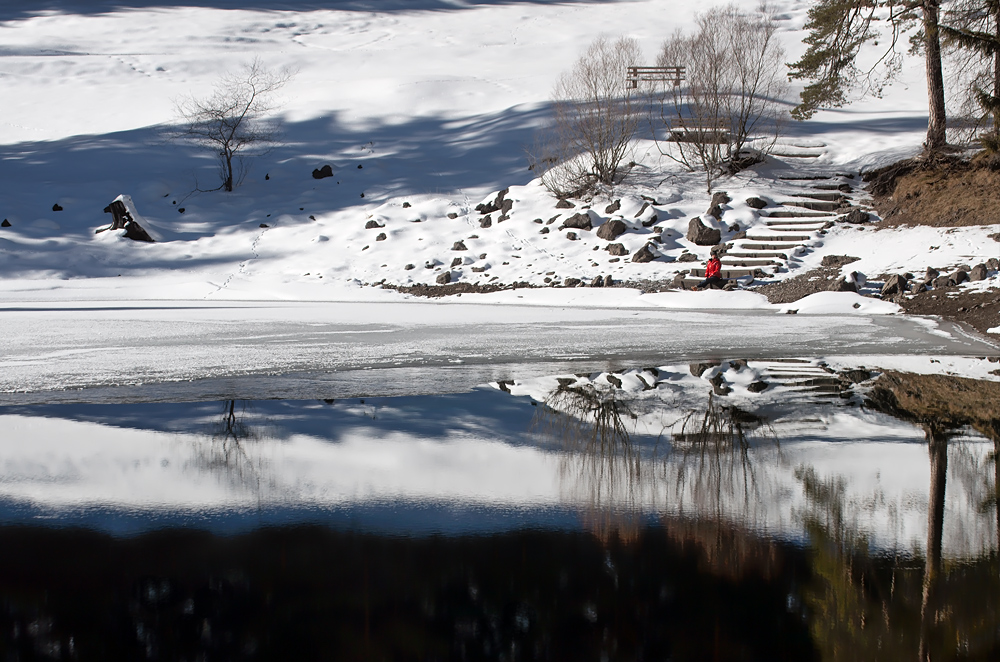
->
[193, 400, 270, 501]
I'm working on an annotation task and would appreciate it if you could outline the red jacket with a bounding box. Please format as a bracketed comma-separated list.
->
[705, 256, 721, 278]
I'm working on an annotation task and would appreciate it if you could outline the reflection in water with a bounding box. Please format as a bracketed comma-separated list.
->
[1, 358, 1000, 657]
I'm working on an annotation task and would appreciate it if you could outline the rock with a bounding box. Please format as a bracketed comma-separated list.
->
[476, 201, 499, 214]
[686, 217, 721, 245]
[591, 276, 604, 287]
[52, 203, 63, 212]
[177, 208, 185, 213]
[641, 215, 659, 228]
[497, 214, 509, 223]
[706, 204, 723, 219]
[881, 273, 908, 298]
[821, 255, 860, 268]
[710, 191, 731, 207]
[539, 227, 550, 234]
[471, 266, 487, 273]
[970, 263, 988, 281]
[365, 220, 383, 229]
[932, 275, 952, 289]
[745, 196, 767, 209]
[727, 222, 740, 232]
[950, 270, 969, 285]
[123, 222, 154, 242]
[841, 209, 870, 224]
[564, 278, 581, 287]
[603, 275, 613, 287]
[479, 215, 492, 228]
[747, 381, 769, 393]
[631, 243, 657, 263]
[847, 271, 866, 289]
[596, 219, 627, 240]
[452, 240, 467, 251]
[909, 281, 926, 294]
[376, 232, 387, 241]
[451, 257, 462, 267]
[436, 272, 452, 285]
[924, 267, 940, 283]
[841, 369, 874, 384]
[689, 362, 720, 377]
[500, 198, 514, 215]
[0, 219, 9, 227]
[259, 223, 269, 228]
[357, 164, 363, 169]
[677, 252, 698, 263]
[447, 212, 458, 219]
[606, 243, 628, 256]
[606, 375, 623, 388]
[555, 199, 575, 209]
[604, 199, 621, 214]
[732, 230, 747, 240]
[987, 257, 999, 271]
[566, 232, 578, 240]
[634, 202, 650, 218]
[404, 264, 415, 270]
[561, 212, 592, 230]
[402, 202, 411, 208]
[312, 164, 333, 179]
[829, 277, 857, 293]
[838, 183, 853, 192]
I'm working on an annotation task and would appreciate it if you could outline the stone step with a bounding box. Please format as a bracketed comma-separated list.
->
[739, 243, 807, 251]
[720, 259, 780, 267]
[777, 175, 829, 181]
[744, 234, 812, 243]
[791, 192, 845, 202]
[778, 200, 844, 212]
[812, 183, 853, 192]
[688, 267, 761, 278]
[764, 222, 829, 230]
[772, 152, 824, 158]
[762, 210, 832, 218]
[725, 251, 788, 259]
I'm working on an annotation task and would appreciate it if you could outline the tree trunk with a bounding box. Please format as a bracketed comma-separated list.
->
[994, 4, 1000, 134]
[923, 0, 948, 152]
[918, 426, 948, 662]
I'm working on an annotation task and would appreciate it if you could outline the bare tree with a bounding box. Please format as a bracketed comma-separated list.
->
[655, 4, 787, 191]
[533, 36, 642, 198]
[175, 58, 291, 192]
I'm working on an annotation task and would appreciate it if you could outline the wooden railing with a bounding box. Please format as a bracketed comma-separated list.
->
[625, 66, 685, 89]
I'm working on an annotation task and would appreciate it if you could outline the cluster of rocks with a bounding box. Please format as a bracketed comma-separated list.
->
[880, 259, 998, 297]
[690, 360, 767, 396]
[475, 188, 514, 222]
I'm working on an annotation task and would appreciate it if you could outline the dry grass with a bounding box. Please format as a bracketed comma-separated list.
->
[868, 371, 1000, 439]
[869, 156, 1000, 227]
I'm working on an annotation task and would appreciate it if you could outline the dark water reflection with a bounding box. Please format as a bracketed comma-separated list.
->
[1, 356, 999, 660]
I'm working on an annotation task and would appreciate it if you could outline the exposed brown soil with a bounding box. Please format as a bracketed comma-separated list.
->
[381, 281, 537, 297]
[866, 155, 1000, 227]
[897, 286, 1000, 336]
[751, 266, 846, 304]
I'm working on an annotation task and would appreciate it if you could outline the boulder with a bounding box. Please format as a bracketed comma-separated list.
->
[932, 275, 952, 289]
[747, 381, 769, 393]
[829, 277, 857, 293]
[596, 219, 628, 240]
[710, 191, 731, 207]
[607, 243, 628, 256]
[909, 281, 926, 294]
[566, 232, 578, 241]
[564, 278, 581, 287]
[436, 272, 452, 284]
[476, 201, 499, 214]
[641, 215, 659, 228]
[603, 275, 613, 287]
[606, 374, 623, 389]
[451, 257, 462, 267]
[677, 252, 699, 263]
[500, 198, 514, 215]
[312, 164, 333, 179]
[479, 215, 492, 228]
[404, 264, 415, 270]
[744, 197, 767, 210]
[821, 255, 860, 268]
[447, 212, 458, 219]
[689, 362, 720, 377]
[376, 232, 387, 241]
[841, 209, 870, 224]
[881, 273, 908, 298]
[987, 257, 999, 271]
[101, 195, 154, 243]
[365, 220, 383, 229]
[539, 227, 549, 234]
[710, 373, 731, 396]
[970, 263, 988, 281]
[591, 276, 604, 287]
[402, 202, 411, 208]
[561, 212, 592, 230]
[631, 243, 657, 263]
[924, 267, 940, 283]
[950, 269, 969, 285]
[555, 199, 575, 209]
[634, 202, 650, 218]
[686, 217, 721, 245]
[706, 204, 723, 219]
[604, 199, 621, 214]
[846, 271, 866, 289]
[452, 240, 467, 251]
[0, 219, 9, 227]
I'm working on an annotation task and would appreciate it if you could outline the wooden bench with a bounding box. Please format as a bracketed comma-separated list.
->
[668, 120, 730, 143]
[626, 65, 684, 89]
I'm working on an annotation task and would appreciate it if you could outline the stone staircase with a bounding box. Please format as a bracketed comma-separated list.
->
[745, 359, 848, 399]
[681, 167, 864, 287]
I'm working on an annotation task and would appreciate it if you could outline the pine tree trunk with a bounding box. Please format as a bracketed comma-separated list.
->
[994, 5, 1000, 134]
[918, 426, 948, 662]
[923, 0, 948, 152]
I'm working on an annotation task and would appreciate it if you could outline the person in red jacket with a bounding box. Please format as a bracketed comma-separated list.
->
[692, 253, 725, 290]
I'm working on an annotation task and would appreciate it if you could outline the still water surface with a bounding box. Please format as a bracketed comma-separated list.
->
[1, 356, 998, 659]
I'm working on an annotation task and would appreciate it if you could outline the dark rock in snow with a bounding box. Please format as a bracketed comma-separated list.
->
[555, 199, 575, 209]
[606, 243, 628, 256]
[566, 232, 578, 240]
[987, 257, 999, 271]
[821, 255, 860, 268]
[829, 277, 857, 293]
[564, 278, 581, 287]
[841, 209, 870, 224]
[689, 362, 719, 377]
[259, 223, 269, 228]
[178, 208, 185, 213]
[603, 275, 613, 287]
[404, 264, 415, 270]
[500, 198, 514, 215]
[641, 215, 659, 228]
[745, 196, 767, 209]
[447, 212, 458, 219]
[590, 276, 604, 287]
[706, 204, 723, 219]
[451, 257, 462, 267]
[677, 252, 698, 263]
[909, 281, 926, 294]
[747, 381, 769, 393]
[631, 243, 656, 263]
[539, 227, 550, 234]
[52, 203, 63, 211]
[686, 217, 721, 245]
[596, 219, 627, 240]
[932, 275, 952, 289]
[312, 165, 333, 179]
[710, 191, 731, 207]
[376, 233, 387, 241]
[365, 220, 383, 229]
[479, 215, 492, 228]
[436, 272, 452, 284]
[102, 197, 154, 242]
[561, 212, 592, 230]
[924, 267, 940, 283]
[0, 219, 9, 227]
[604, 199, 621, 214]
[452, 241, 467, 251]
[880, 274, 908, 298]
[606, 375, 622, 388]
[634, 202, 650, 218]
[710, 373, 731, 396]
[402, 202, 411, 208]
[970, 263, 988, 281]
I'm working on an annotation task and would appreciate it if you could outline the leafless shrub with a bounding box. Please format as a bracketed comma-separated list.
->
[175, 58, 292, 192]
[533, 36, 642, 198]
[654, 4, 787, 191]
